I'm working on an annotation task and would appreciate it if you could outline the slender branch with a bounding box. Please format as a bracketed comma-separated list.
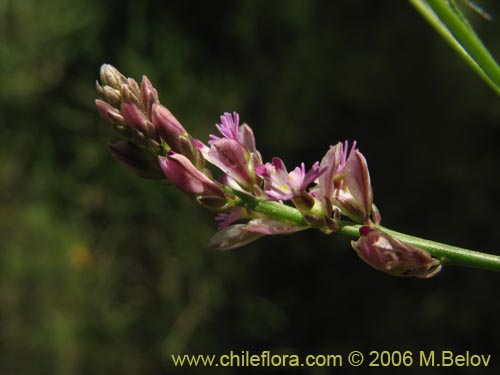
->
[230, 189, 306, 226]
[231, 190, 500, 272]
[409, 0, 500, 95]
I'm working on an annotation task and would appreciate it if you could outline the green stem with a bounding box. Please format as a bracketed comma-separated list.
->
[232, 190, 500, 272]
[409, 0, 500, 95]
[230, 189, 306, 225]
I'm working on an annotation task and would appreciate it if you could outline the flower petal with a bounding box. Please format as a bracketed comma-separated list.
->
[344, 150, 373, 221]
[207, 139, 254, 189]
[351, 227, 442, 278]
[209, 224, 263, 250]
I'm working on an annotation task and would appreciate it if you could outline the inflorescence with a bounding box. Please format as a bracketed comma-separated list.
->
[95, 64, 441, 278]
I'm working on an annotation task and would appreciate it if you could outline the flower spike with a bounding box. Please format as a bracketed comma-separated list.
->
[95, 65, 500, 277]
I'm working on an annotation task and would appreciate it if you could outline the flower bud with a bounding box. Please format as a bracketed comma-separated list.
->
[121, 102, 156, 138]
[177, 135, 205, 169]
[351, 227, 441, 278]
[159, 153, 226, 206]
[128, 77, 141, 98]
[151, 103, 187, 148]
[120, 82, 141, 105]
[95, 99, 125, 126]
[99, 64, 127, 89]
[140, 75, 159, 117]
[101, 86, 121, 107]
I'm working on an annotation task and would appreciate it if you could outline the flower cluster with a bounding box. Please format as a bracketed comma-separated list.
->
[95, 64, 441, 278]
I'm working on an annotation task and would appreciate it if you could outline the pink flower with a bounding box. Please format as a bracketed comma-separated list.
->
[315, 141, 374, 224]
[316, 141, 350, 200]
[351, 227, 441, 278]
[257, 157, 324, 202]
[335, 149, 373, 222]
[208, 139, 255, 190]
[209, 112, 241, 145]
[204, 112, 263, 191]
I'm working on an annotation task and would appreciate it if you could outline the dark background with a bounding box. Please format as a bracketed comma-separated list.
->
[1, 1, 499, 374]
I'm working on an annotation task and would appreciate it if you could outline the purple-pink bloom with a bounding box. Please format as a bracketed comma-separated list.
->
[209, 112, 241, 145]
[208, 139, 255, 190]
[343, 149, 373, 221]
[316, 141, 351, 200]
[201, 112, 264, 192]
[159, 152, 226, 201]
[257, 157, 324, 201]
[351, 227, 441, 278]
[315, 141, 374, 224]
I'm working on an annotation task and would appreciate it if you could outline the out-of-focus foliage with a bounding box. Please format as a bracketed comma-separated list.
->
[1, 1, 500, 374]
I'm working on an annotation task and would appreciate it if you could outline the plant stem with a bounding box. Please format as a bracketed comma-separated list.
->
[409, 0, 500, 95]
[231, 189, 306, 225]
[232, 190, 500, 272]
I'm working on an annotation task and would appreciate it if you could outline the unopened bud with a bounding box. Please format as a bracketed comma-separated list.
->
[101, 86, 121, 107]
[95, 99, 125, 125]
[96, 81, 105, 96]
[121, 102, 156, 138]
[178, 135, 205, 169]
[151, 103, 187, 148]
[140, 75, 159, 116]
[159, 152, 226, 206]
[120, 83, 141, 105]
[127, 78, 141, 100]
[99, 64, 127, 89]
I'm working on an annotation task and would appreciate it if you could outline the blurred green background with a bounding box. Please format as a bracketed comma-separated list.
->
[1, 0, 500, 374]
